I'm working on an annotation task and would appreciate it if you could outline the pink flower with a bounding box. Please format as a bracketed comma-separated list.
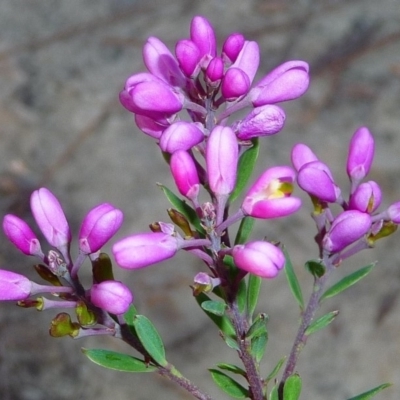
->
[0, 270, 32, 301]
[159, 121, 204, 153]
[30, 188, 71, 249]
[222, 33, 245, 63]
[232, 241, 285, 279]
[134, 114, 169, 139]
[90, 280, 133, 315]
[242, 166, 301, 219]
[221, 68, 251, 100]
[349, 181, 382, 213]
[113, 232, 179, 269]
[190, 16, 217, 65]
[175, 39, 201, 77]
[291, 143, 319, 171]
[3, 214, 42, 256]
[79, 203, 123, 254]
[205, 57, 224, 83]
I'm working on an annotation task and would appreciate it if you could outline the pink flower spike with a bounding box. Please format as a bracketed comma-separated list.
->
[291, 143, 319, 171]
[90, 280, 133, 315]
[347, 126, 375, 182]
[230, 41, 260, 85]
[175, 39, 201, 77]
[232, 241, 285, 279]
[349, 181, 382, 213]
[206, 126, 238, 196]
[112, 232, 179, 269]
[143, 36, 185, 87]
[30, 188, 71, 249]
[79, 203, 123, 254]
[190, 16, 217, 63]
[159, 121, 204, 153]
[0, 270, 32, 301]
[297, 161, 341, 203]
[3, 214, 43, 257]
[323, 210, 371, 253]
[170, 150, 200, 200]
[222, 33, 245, 63]
[242, 166, 301, 219]
[134, 114, 169, 139]
[221, 68, 251, 100]
[232, 105, 286, 140]
[250, 60, 310, 106]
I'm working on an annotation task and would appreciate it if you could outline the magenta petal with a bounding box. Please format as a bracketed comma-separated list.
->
[175, 39, 201, 77]
[221, 68, 251, 100]
[170, 150, 200, 199]
[291, 143, 319, 171]
[0, 270, 32, 301]
[190, 16, 217, 60]
[159, 121, 204, 153]
[222, 33, 245, 63]
[230, 41, 260, 84]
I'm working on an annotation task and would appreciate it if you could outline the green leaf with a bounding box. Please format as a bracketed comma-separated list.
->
[246, 272, 262, 319]
[216, 363, 246, 377]
[124, 305, 138, 327]
[283, 374, 302, 400]
[237, 278, 247, 314]
[265, 356, 286, 382]
[209, 369, 249, 399]
[157, 184, 204, 235]
[269, 384, 279, 400]
[347, 383, 392, 400]
[223, 334, 240, 351]
[305, 310, 339, 336]
[305, 260, 326, 278]
[201, 300, 227, 316]
[234, 217, 255, 245]
[283, 248, 304, 311]
[229, 138, 260, 204]
[195, 292, 236, 337]
[320, 263, 375, 302]
[82, 349, 157, 372]
[133, 315, 167, 367]
[251, 331, 268, 364]
[246, 313, 268, 340]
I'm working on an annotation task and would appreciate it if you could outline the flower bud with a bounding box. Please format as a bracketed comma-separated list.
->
[221, 68, 251, 100]
[232, 241, 285, 279]
[291, 143, 319, 171]
[206, 126, 238, 196]
[349, 181, 382, 213]
[190, 16, 217, 62]
[135, 114, 169, 139]
[175, 39, 201, 77]
[346, 126, 374, 182]
[170, 150, 200, 200]
[113, 232, 179, 269]
[90, 280, 133, 315]
[222, 33, 245, 63]
[297, 161, 341, 203]
[192, 272, 221, 295]
[0, 270, 31, 301]
[386, 201, 400, 223]
[242, 166, 301, 219]
[159, 121, 204, 153]
[323, 210, 371, 253]
[230, 41, 260, 84]
[143, 36, 185, 87]
[232, 105, 285, 140]
[3, 214, 42, 256]
[250, 60, 309, 106]
[79, 203, 123, 254]
[205, 57, 224, 83]
[30, 188, 71, 249]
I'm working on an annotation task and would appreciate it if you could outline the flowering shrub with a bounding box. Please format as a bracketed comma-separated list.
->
[1, 15, 398, 400]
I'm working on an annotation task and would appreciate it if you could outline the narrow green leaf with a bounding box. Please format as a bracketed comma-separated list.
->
[269, 384, 279, 400]
[133, 315, 167, 367]
[237, 278, 247, 314]
[209, 369, 249, 399]
[251, 331, 268, 364]
[320, 263, 375, 302]
[157, 184, 204, 234]
[246, 313, 268, 340]
[247, 273, 262, 318]
[82, 349, 157, 372]
[216, 363, 246, 377]
[201, 300, 227, 316]
[305, 310, 339, 336]
[283, 374, 302, 400]
[283, 248, 304, 311]
[234, 217, 255, 245]
[223, 334, 240, 351]
[347, 383, 391, 400]
[195, 292, 236, 337]
[305, 260, 326, 278]
[124, 305, 138, 327]
[230, 138, 260, 204]
[265, 356, 286, 382]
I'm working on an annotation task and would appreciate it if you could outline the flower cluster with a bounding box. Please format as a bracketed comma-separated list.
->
[1, 188, 131, 337]
[292, 126, 400, 263]
[114, 16, 310, 281]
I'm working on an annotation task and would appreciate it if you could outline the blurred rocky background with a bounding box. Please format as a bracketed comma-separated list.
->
[1, 0, 400, 399]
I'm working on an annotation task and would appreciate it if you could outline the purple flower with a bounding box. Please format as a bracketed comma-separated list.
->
[242, 166, 301, 219]
[190, 16, 217, 65]
[232, 105, 286, 140]
[349, 181, 382, 213]
[30, 188, 71, 249]
[221, 68, 251, 100]
[0, 270, 32, 301]
[222, 33, 245, 63]
[206, 126, 238, 196]
[113, 232, 179, 269]
[386, 202, 400, 223]
[323, 210, 371, 253]
[205, 57, 224, 84]
[159, 121, 204, 153]
[232, 241, 285, 279]
[79, 203, 123, 254]
[291, 143, 319, 171]
[175, 39, 201, 77]
[90, 280, 133, 315]
[3, 214, 42, 256]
